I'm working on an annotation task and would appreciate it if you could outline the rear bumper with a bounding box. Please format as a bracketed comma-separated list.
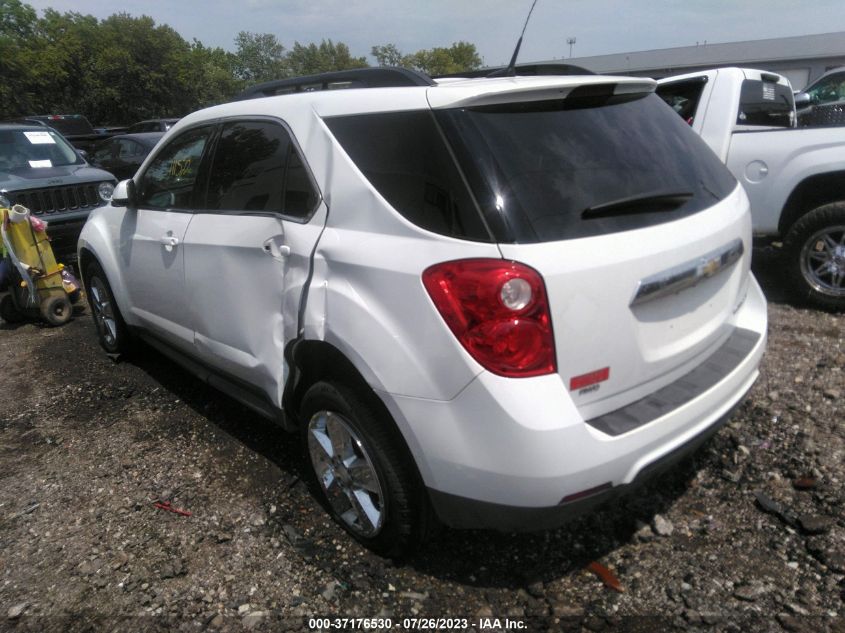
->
[379, 275, 767, 531]
[427, 399, 738, 531]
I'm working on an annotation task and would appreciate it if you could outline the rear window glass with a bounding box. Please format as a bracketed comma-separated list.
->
[434, 92, 738, 243]
[325, 111, 490, 241]
[737, 79, 794, 127]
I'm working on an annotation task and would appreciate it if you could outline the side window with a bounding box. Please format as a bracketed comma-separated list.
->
[807, 72, 845, 105]
[205, 120, 318, 218]
[137, 126, 211, 210]
[92, 141, 114, 163]
[118, 139, 141, 159]
[656, 79, 707, 125]
[325, 111, 489, 240]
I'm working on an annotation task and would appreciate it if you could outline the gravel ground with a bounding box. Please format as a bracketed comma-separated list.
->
[0, 248, 843, 633]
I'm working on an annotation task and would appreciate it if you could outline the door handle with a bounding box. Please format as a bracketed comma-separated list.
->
[263, 237, 290, 260]
[160, 235, 179, 252]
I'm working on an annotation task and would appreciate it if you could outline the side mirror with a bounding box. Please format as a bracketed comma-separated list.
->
[77, 149, 89, 161]
[112, 179, 136, 207]
[794, 92, 812, 109]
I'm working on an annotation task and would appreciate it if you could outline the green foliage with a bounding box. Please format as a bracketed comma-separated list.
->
[371, 43, 403, 67]
[233, 31, 287, 83]
[287, 39, 368, 76]
[372, 41, 482, 75]
[0, 2, 481, 125]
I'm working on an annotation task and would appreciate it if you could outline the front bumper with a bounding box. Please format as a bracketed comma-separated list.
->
[378, 276, 767, 531]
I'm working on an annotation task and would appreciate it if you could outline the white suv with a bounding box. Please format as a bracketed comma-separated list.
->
[78, 67, 767, 556]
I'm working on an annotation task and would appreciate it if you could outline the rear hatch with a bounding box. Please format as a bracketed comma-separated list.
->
[434, 85, 752, 418]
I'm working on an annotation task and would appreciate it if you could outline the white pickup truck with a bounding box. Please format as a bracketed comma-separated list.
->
[657, 67, 845, 310]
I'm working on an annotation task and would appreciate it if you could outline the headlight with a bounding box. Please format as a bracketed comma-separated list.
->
[0, 193, 10, 208]
[98, 182, 115, 201]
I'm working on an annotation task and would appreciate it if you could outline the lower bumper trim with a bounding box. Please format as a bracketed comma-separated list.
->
[427, 401, 739, 532]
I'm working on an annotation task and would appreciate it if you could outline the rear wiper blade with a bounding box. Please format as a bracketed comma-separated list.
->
[582, 191, 693, 220]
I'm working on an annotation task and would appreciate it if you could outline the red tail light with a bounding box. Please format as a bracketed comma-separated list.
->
[422, 259, 556, 378]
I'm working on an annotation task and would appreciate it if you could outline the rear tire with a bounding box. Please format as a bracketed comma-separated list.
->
[0, 294, 24, 324]
[40, 294, 72, 326]
[84, 261, 132, 354]
[783, 203, 845, 311]
[300, 380, 433, 557]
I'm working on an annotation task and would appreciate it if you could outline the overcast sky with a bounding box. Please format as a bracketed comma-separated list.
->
[23, 0, 845, 67]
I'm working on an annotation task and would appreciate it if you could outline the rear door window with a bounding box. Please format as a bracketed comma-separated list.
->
[736, 79, 794, 127]
[434, 92, 738, 243]
[204, 120, 319, 219]
[137, 126, 212, 210]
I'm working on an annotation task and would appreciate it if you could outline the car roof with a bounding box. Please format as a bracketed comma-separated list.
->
[177, 74, 656, 131]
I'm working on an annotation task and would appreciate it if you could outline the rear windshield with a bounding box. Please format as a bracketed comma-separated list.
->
[0, 129, 83, 170]
[39, 116, 95, 136]
[436, 92, 738, 243]
[736, 79, 794, 127]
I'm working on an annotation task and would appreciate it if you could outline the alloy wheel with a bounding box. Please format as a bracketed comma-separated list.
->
[306, 410, 385, 538]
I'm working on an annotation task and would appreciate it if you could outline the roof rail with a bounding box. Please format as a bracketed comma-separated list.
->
[234, 67, 435, 101]
[434, 63, 596, 80]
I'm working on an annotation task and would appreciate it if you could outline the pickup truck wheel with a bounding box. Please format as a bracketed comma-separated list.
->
[784, 203, 845, 311]
[85, 262, 132, 354]
[300, 381, 430, 557]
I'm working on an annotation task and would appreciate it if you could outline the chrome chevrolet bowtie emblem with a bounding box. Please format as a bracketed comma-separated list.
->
[631, 239, 744, 306]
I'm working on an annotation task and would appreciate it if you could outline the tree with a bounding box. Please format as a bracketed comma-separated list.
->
[286, 39, 368, 76]
[371, 43, 403, 67]
[402, 41, 482, 75]
[232, 31, 287, 83]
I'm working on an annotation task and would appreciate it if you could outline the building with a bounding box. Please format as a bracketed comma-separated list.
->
[556, 31, 845, 90]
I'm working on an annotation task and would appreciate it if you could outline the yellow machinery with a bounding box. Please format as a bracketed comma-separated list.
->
[0, 204, 78, 326]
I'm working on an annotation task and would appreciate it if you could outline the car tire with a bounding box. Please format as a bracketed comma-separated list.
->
[84, 261, 132, 354]
[0, 293, 25, 324]
[39, 294, 72, 326]
[300, 380, 433, 557]
[783, 202, 845, 311]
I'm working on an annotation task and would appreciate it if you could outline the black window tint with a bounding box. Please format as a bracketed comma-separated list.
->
[325, 111, 489, 241]
[206, 120, 317, 218]
[435, 93, 738, 243]
[656, 78, 707, 125]
[138, 126, 210, 210]
[737, 79, 794, 127]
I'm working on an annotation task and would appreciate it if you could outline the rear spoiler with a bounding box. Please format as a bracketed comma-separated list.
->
[428, 78, 656, 109]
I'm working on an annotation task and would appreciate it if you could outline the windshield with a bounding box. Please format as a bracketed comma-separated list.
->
[0, 129, 83, 171]
[435, 93, 738, 242]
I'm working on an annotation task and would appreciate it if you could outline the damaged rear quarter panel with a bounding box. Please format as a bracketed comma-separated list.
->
[298, 113, 501, 401]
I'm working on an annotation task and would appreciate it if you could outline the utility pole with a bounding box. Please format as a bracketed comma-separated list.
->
[567, 37, 577, 58]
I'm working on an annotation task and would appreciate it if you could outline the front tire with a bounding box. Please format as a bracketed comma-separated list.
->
[783, 202, 845, 311]
[300, 381, 432, 557]
[84, 261, 132, 354]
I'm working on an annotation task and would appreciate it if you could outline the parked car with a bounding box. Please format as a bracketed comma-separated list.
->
[124, 118, 180, 134]
[12, 114, 114, 153]
[0, 123, 115, 264]
[795, 66, 845, 127]
[657, 67, 845, 310]
[79, 67, 767, 555]
[90, 133, 163, 181]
